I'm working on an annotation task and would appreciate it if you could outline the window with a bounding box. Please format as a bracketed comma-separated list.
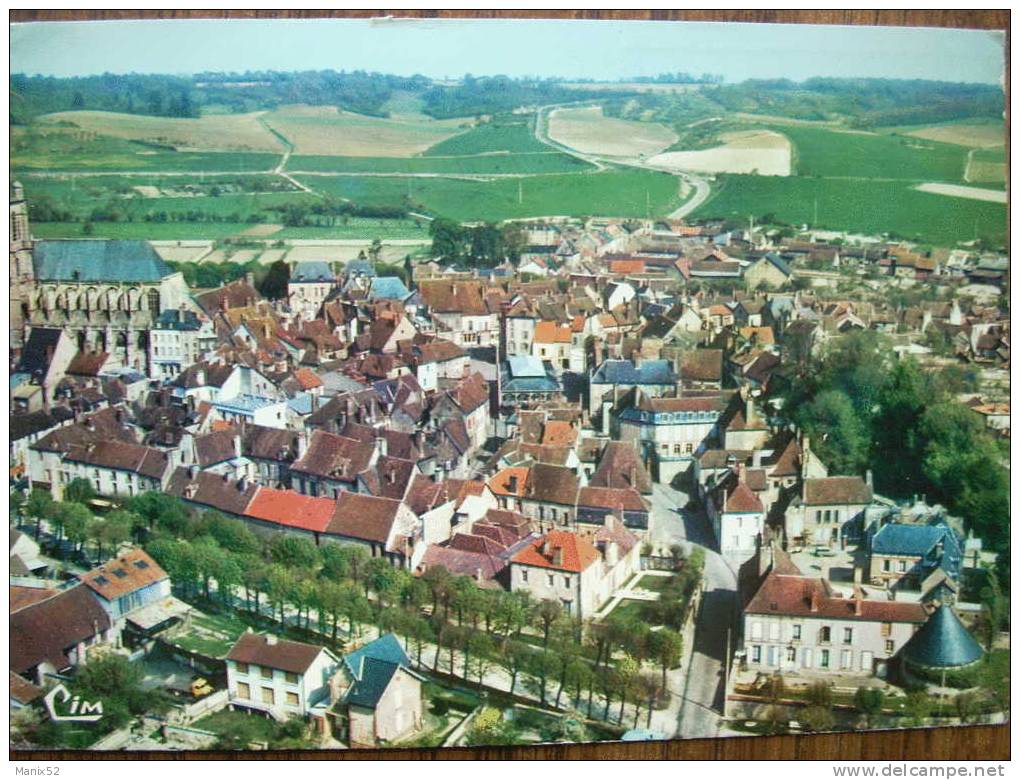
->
[236, 662, 249, 675]
[563, 576, 570, 588]
[261, 666, 273, 680]
[881, 622, 892, 637]
[820, 649, 830, 669]
[284, 672, 299, 685]
[750, 622, 762, 641]
[815, 510, 822, 523]
[861, 651, 874, 671]
[285, 692, 299, 706]
[685, 443, 693, 454]
[786, 647, 796, 663]
[898, 560, 907, 573]
[883, 560, 891, 572]
[841, 650, 852, 669]
[751, 645, 761, 663]
[236, 682, 250, 700]
[885, 640, 895, 654]
[819, 626, 831, 643]
[261, 687, 275, 705]
[521, 570, 528, 583]
[673, 444, 682, 455]
[768, 622, 780, 641]
[792, 625, 801, 641]
[843, 628, 853, 644]
[547, 574, 554, 587]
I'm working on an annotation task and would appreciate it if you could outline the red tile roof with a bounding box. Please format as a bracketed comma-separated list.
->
[294, 367, 323, 390]
[246, 488, 336, 533]
[327, 492, 401, 544]
[725, 479, 765, 514]
[80, 548, 168, 602]
[511, 530, 600, 573]
[804, 476, 872, 506]
[489, 466, 530, 497]
[533, 321, 572, 344]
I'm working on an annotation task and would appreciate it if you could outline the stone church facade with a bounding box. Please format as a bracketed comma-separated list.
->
[10, 182, 191, 373]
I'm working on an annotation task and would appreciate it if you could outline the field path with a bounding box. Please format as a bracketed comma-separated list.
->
[256, 116, 318, 196]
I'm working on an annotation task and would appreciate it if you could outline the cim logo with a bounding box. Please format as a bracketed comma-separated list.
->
[44, 683, 103, 723]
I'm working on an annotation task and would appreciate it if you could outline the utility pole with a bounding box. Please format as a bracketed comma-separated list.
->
[518, 179, 523, 205]
[813, 197, 818, 229]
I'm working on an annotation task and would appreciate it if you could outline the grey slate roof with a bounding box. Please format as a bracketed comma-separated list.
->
[591, 359, 677, 386]
[34, 240, 173, 283]
[290, 261, 335, 283]
[901, 604, 984, 669]
[342, 633, 413, 709]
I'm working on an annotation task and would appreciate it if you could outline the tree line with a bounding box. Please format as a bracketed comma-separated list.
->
[428, 218, 528, 267]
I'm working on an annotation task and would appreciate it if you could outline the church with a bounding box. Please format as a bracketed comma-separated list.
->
[10, 182, 190, 374]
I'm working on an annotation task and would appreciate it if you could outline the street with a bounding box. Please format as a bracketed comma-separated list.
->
[648, 480, 739, 738]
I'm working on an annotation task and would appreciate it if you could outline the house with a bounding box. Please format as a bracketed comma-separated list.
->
[59, 440, 172, 500]
[589, 358, 679, 429]
[587, 440, 654, 496]
[78, 548, 172, 634]
[616, 390, 727, 484]
[867, 521, 963, 594]
[16, 327, 77, 404]
[226, 631, 340, 719]
[417, 280, 499, 348]
[10, 529, 47, 578]
[531, 321, 579, 373]
[288, 261, 338, 315]
[744, 253, 793, 291]
[10, 585, 114, 685]
[521, 463, 580, 530]
[148, 309, 216, 381]
[335, 633, 424, 747]
[738, 544, 928, 678]
[509, 526, 638, 618]
[575, 486, 650, 531]
[785, 476, 874, 548]
[706, 465, 767, 566]
[290, 430, 377, 498]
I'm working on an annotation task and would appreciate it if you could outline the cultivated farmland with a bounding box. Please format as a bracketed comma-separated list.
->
[261, 104, 468, 157]
[39, 110, 284, 152]
[904, 120, 1006, 148]
[913, 183, 1007, 204]
[423, 120, 553, 156]
[295, 168, 685, 222]
[646, 130, 792, 176]
[772, 124, 970, 181]
[547, 106, 678, 158]
[286, 153, 590, 175]
[691, 174, 1007, 247]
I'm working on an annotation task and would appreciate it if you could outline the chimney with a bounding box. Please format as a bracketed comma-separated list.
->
[552, 545, 564, 567]
[604, 540, 619, 566]
[752, 450, 763, 469]
[233, 434, 242, 459]
[853, 566, 863, 586]
[475, 567, 483, 583]
[265, 634, 277, 646]
[628, 465, 637, 487]
[542, 538, 553, 557]
[507, 474, 518, 494]
[296, 430, 309, 459]
[801, 436, 811, 478]
[854, 596, 863, 616]
[865, 469, 873, 489]
[746, 393, 755, 424]
[809, 588, 820, 612]
[375, 433, 388, 458]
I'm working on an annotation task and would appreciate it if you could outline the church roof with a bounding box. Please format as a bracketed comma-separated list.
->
[34, 240, 173, 283]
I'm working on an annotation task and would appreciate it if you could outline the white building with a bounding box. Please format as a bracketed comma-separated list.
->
[226, 631, 340, 719]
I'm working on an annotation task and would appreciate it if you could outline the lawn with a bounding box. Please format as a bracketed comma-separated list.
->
[692, 174, 1008, 248]
[760, 123, 970, 182]
[287, 152, 591, 175]
[606, 598, 652, 624]
[192, 709, 279, 743]
[170, 610, 256, 658]
[424, 120, 555, 156]
[295, 168, 686, 222]
[635, 574, 673, 593]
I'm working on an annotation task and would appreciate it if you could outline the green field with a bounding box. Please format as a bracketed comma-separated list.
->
[693, 174, 1007, 247]
[424, 120, 553, 156]
[11, 132, 279, 172]
[287, 152, 591, 175]
[29, 221, 260, 240]
[296, 168, 685, 221]
[272, 218, 430, 240]
[766, 124, 970, 182]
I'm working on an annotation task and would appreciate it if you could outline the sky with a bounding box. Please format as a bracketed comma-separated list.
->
[10, 18, 1006, 85]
